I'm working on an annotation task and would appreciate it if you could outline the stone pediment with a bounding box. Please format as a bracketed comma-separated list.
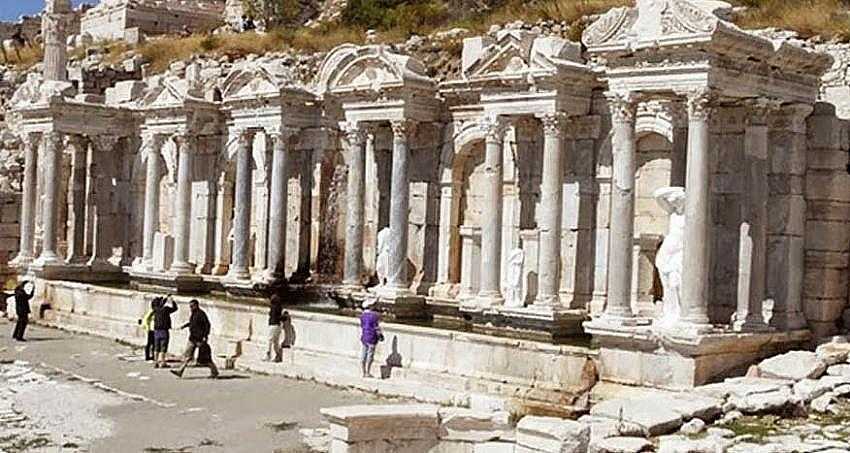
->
[461, 29, 583, 80]
[316, 44, 435, 96]
[582, 0, 733, 49]
[222, 60, 302, 101]
[141, 77, 187, 109]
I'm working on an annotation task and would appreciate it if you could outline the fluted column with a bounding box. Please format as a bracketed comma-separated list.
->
[341, 123, 366, 288]
[266, 127, 296, 281]
[603, 92, 638, 321]
[11, 134, 40, 268]
[42, 0, 71, 82]
[170, 133, 196, 274]
[386, 120, 415, 292]
[679, 89, 714, 329]
[141, 133, 165, 270]
[65, 135, 88, 263]
[34, 132, 63, 266]
[228, 130, 254, 280]
[477, 117, 508, 308]
[535, 113, 567, 307]
[87, 135, 119, 267]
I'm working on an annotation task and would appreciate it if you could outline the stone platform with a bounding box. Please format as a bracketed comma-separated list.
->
[36, 280, 598, 417]
[584, 320, 811, 390]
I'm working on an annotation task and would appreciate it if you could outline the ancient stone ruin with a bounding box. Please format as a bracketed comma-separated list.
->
[6, 0, 850, 419]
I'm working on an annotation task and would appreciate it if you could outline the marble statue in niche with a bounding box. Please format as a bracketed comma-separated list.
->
[653, 186, 685, 329]
[375, 227, 390, 286]
[503, 248, 525, 308]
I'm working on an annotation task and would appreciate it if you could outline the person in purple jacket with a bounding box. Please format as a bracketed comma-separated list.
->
[359, 298, 382, 378]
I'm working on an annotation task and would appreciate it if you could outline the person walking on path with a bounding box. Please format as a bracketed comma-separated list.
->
[265, 294, 287, 362]
[359, 298, 382, 378]
[140, 299, 157, 361]
[153, 296, 178, 368]
[12, 281, 34, 341]
[171, 300, 219, 379]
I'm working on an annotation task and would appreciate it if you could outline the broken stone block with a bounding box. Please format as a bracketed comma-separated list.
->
[815, 342, 850, 365]
[590, 436, 652, 453]
[516, 416, 590, 453]
[321, 404, 439, 443]
[810, 393, 834, 413]
[589, 398, 683, 437]
[473, 441, 516, 453]
[826, 364, 850, 377]
[757, 351, 827, 381]
[793, 379, 833, 403]
[657, 434, 732, 453]
[438, 408, 511, 442]
[679, 418, 705, 435]
[728, 386, 797, 414]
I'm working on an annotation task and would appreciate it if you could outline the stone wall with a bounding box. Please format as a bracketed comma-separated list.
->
[804, 103, 850, 337]
[0, 192, 20, 282]
[81, 0, 224, 41]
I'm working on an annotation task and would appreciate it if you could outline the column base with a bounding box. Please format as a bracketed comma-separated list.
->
[31, 254, 63, 268]
[129, 268, 207, 293]
[9, 255, 33, 272]
[372, 292, 427, 320]
[733, 318, 772, 333]
[770, 311, 808, 331]
[484, 305, 587, 341]
[469, 292, 504, 312]
[169, 261, 196, 275]
[32, 262, 127, 283]
[226, 267, 251, 282]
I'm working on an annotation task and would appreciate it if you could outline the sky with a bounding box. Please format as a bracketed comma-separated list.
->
[0, 0, 95, 21]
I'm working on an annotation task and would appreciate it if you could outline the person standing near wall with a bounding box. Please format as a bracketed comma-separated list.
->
[359, 298, 382, 378]
[153, 296, 178, 368]
[140, 299, 158, 361]
[265, 294, 286, 362]
[11, 281, 33, 341]
[171, 300, 219, 379]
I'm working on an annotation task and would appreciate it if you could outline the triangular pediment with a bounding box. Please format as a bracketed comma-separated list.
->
[142, 79, 186, 109]
[222, 67, 282, 100]
[316, 44, 435, 96]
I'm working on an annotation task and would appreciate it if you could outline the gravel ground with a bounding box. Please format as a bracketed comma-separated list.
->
[0, 321, 388, 453]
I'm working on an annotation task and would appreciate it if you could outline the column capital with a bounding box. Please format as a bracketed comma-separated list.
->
[63, 133, 87, 149]
[140, 133, 165, 163]
[90, 134, 120, 152]
[605, 91, 638, 124]
[390, 119, 417, 139]
[537, 112, 568, 138]
[744, 98, 782, 127]
[339, 121, 366, 146]
[19, 132, 42, 149]
[480, 116, 509, 144]
[42, 130, 63, 144]
[773, 103, 814, 133]
[171, 131, 198, 150]
[683, 88, 717, 121]
[234, 128, 255, 145]
[266, 126, 298, 142]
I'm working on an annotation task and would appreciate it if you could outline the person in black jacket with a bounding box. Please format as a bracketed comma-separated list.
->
[171, 300, 219, 379]
[12, 281, 34, 341]
[153, 296, 178, 368]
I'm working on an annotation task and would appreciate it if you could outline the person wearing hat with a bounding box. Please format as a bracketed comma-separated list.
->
[359, 298, 382, 378]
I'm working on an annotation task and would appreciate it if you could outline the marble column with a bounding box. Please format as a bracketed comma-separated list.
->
[535, 112, 566, 307]
[66, 135, 88, 263]
[342, 123, 366, 288]
[87, 135, 118, 267]
[266, 127, 295, 281]
[141, 134, 164, 270]
[477, 117, 507, 307]
[35, 131, 63, 266]
[170, 133, 196, 274]
[11, 134, 40, 267]
[679, 89, 714, 329]
[42, 0, 71, 82]
[604, 92, 638, 321]
[228, 130, 254, 280]
[734, 100, 775, 331]
[386, 120, 414, 292]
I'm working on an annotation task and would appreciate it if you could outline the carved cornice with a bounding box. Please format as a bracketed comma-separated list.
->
[605, 91, 638, 125]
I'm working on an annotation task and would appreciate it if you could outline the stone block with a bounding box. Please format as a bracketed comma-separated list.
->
[803, 297, 847, 322]
[768, 175, 805, 195]
[105, 80, 145, 105]
[806, 221, 850, 251]
[322, 404, 440, 443]
[807, 114, 849, 150]
[757, 351, 827, 381]
[805, 251, 850, 269]
[473, 441, 516, 453]
[590, 436, 652, 453]
[792, 379, 833, 403]
[589, 399, 683, 437]
[329, 437, 439, 453]
[768, 196, 806, 236]
[152, 232, 174, 272]
[807, 150, 850, 170]
[807, 200, 850, 222]
[438, 408, 511, 442]
[806, 172, 850, 202]
[516, 416, 589, 453]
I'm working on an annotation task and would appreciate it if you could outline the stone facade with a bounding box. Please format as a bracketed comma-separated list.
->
[8, 0, 850, 394]
[80, 0, 225, 41]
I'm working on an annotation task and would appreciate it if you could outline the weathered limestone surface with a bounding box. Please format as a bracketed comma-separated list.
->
[757, 351, 827, 381]
[515, 416, 589, 453]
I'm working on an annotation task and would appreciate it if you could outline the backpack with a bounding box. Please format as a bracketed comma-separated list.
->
[196, 342, 213, 365]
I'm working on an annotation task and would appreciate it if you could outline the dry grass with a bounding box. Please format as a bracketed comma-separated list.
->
[733, 0, 850, 40]
[6, 44, 44, 69]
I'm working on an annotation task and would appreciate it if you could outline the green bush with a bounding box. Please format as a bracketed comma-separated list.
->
[342, 0, 448, 32]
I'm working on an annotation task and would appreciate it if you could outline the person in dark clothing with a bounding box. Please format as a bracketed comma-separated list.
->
[171, 300, 218, 378]
[153, 296, 178, 368]
[241, 15, 256, 32]
[265, 294, 285, 362]
[12, 282, 34, 341]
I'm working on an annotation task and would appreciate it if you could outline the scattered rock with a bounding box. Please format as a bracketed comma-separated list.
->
[757, 351, 827, 381]
[591, 436, 653, 453]
[516, 416, 590, 453]
[590, 398, 683, 437]
[679, 418, 705, 435]
[811, 393, 834, 413]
